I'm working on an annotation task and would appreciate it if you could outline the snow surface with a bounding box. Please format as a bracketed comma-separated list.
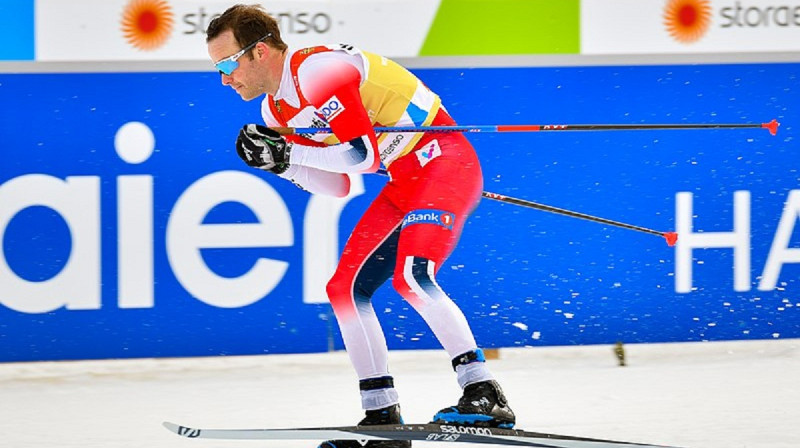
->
[1, 339, 798, 448]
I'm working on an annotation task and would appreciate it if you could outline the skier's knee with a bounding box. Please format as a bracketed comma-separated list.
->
[326, 271, 352, 310]
[391, 256, 438, 301]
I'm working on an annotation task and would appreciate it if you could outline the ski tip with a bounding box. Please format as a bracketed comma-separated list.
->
[162, 421, 179, 432]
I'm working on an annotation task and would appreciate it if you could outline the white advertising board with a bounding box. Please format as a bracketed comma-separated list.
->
[582, 0, 800, 54]
[35, 0, 439, 61]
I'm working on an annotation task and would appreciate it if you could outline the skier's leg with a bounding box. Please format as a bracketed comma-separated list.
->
[326, 193, 403, 410]
[386, 133, 516, 428]
[323, 193, 412, 448]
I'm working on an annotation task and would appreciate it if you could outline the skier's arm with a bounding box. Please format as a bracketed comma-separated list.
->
[286, 56, 380, 174]
[236, 124, 351, 198]
[276, 164, 351, 198]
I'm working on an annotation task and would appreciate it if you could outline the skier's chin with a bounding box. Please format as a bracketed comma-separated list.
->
[234, 86, 257, 101]
[236, 90, 258, 101]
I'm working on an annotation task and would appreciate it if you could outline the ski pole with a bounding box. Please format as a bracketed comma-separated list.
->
[273, 119, 779, 136]
[375, 169, 678, 247]
[479, 190, 678, 247]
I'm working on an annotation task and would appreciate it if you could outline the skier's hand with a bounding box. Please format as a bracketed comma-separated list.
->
[236, 124, 290, 174]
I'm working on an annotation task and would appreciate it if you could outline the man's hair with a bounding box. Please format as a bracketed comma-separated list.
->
[205, 4, 287, 53]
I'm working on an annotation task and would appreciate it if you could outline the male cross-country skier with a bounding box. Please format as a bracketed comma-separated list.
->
[205, 5, 515, 447]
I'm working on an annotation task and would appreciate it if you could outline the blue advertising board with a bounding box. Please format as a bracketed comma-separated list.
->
[1, 61, 798, 362]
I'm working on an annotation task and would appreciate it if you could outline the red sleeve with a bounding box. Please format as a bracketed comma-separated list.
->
[297, 58, 380, 172]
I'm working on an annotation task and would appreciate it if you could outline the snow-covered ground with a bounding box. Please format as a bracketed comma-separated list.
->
[1, 338, 798, 448]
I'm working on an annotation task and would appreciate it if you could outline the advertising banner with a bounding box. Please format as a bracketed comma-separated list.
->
[32, 0, 578, 62]
[582, 0, 800, 54]
[1, 62, 797, 362]
[11, 0, 800, 61]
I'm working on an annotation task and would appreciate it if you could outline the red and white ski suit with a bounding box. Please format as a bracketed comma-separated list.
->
[262, 45, 491, 409]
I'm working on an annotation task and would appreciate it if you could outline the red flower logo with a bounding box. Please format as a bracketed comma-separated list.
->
[121, 0, 174, 51]
[663, 0, 712, 44]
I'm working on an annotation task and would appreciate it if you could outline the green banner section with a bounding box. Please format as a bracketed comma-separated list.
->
[420, 0, 579, 55]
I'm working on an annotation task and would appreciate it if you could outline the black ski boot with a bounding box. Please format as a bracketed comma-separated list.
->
[318, 404, 411, 448]
[431, 380, 515, 428]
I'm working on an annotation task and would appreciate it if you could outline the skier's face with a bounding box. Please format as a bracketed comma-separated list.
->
[207, 30, 274, 101]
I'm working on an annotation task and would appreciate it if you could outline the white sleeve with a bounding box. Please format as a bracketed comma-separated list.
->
[260, 95, 350, 195]
[276, 164, 351, 198]
[288, 136, 376, 174]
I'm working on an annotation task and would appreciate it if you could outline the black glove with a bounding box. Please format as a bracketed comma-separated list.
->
[236, 124, 291, 174]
